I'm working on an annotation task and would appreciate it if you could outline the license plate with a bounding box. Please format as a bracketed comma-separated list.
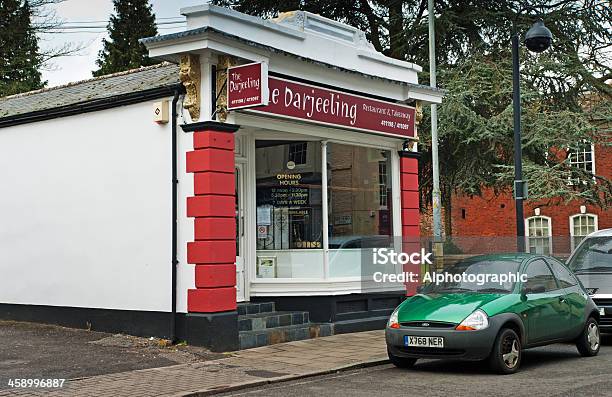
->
[600, 307, 606, 316]
[404, 335, 444, 348]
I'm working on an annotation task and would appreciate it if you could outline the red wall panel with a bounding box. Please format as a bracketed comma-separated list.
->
[186, 129, 237, 314]
[187, 195, 234, 218]
[194, 217, 236, 240]
[194, 172, 235, 196]
[188, 287, 237, 312]
[187, 240, 236, 264]
[193, 130, 235, 150]
[195, 264, 236, 288]
[186, 148, 235, 173]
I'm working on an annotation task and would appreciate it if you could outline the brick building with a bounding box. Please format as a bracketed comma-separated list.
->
[449, 132, 611, 257]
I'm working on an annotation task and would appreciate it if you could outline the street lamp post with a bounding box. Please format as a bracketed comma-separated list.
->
[428, 0, 442, 242]
[512, 18, 552, 252]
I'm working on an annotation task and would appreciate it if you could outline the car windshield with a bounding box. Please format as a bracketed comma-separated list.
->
[568, 236, 612, 273]
[422, 259, 521, 294]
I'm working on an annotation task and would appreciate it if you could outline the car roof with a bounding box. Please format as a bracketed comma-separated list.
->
[585, 228, 612, 238]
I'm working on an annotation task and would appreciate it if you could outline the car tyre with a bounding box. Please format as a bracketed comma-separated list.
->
[488, 328, 521, 374]
[576, 317, 600, 357]
[387, 349, 417, 368]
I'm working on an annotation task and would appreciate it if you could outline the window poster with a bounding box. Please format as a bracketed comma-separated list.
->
[257, 256, 277, 278]
[257, 205, 272, 225]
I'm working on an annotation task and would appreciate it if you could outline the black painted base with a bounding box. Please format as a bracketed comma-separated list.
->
[0, 303, 172, 337]
[0, 293, 398, 350]
[251, 291, 406, 333]
[176, 311, 239, 352]
[0, 304, 238, 352]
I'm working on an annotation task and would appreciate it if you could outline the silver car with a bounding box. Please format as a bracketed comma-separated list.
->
[567, 228, 612, 332]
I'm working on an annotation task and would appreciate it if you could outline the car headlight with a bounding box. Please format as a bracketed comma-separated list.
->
[456, 309, 489, 331]
[387, 308, 400, 329]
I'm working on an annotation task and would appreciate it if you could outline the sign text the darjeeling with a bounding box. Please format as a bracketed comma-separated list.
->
[253, 77, 416, 138]
[270, 86, 358, 125]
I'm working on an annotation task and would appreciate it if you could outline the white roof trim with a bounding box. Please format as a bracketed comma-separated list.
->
[180, 4, 306, 40]
[357, 50, 422, 73]
[157, 4, 424, 83]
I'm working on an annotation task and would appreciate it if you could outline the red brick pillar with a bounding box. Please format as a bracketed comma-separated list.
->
[182, 121, 239, 351]
[399, 151, 420, 295]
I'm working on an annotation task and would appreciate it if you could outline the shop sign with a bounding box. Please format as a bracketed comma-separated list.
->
[227, 62, 269, 110]
[250, 77, 416, 138]
[334, 214, 353, 226]
[271, 186, 309, 207]
[270, 172, 310, 206]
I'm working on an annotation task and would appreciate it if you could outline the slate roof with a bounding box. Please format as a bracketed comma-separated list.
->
[0, 62, 180, 120]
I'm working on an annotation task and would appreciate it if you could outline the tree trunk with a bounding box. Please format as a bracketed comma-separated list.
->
[387, 0, 404, 59]
[443, 188, 453, 238]
[358, 0, 383, 52]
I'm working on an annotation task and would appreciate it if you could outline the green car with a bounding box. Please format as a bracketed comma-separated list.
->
[386, 254, 601, 374]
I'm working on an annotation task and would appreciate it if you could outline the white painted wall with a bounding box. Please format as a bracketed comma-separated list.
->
[0, 101, 174, 312]
[175, 100, 196, 313]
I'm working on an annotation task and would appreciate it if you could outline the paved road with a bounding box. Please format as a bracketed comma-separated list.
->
[221, 335, 612, 397]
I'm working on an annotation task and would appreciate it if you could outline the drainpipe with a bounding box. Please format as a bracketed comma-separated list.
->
[170, 88, 181, 344]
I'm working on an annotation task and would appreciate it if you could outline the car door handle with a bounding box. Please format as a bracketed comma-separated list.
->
[558, 297, 566, 303]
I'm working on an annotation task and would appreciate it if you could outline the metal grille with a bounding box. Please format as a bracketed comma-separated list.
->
[400, 321, 456, 328]
[594, 299, 612, 307]
[600, 318, 612, 327]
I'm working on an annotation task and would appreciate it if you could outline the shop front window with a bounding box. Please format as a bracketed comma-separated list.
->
[327, 143, 393, 277]
[255, 140, 323, 278]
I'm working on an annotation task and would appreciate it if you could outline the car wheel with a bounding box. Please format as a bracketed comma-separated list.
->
[576, 317, 600, 357]
[387, 348, 417, 368]
[488, 328, 521, 374]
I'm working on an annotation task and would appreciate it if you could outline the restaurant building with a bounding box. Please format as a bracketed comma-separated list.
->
[0, 4, 442, 351]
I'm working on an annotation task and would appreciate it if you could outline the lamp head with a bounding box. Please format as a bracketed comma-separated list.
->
[524, 19, 552, 53]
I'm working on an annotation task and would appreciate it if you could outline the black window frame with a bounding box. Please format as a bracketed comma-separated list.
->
[288, 142, 308, 165]
[522, 258, 561, 292]
[546, 258, 578, 288]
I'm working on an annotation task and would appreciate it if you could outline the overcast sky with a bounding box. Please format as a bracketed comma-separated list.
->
[39, 0, 203, 87]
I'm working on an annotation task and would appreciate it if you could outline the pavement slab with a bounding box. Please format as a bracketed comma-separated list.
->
[0, 330, 388, 397]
